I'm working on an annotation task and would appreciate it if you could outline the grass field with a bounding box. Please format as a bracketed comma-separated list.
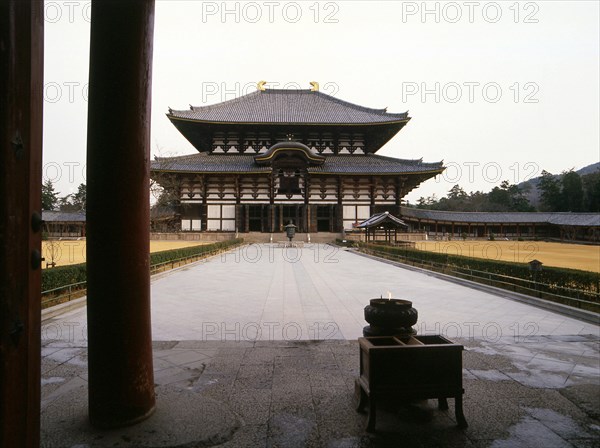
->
[42, 240, 208, 268]
[415, 240, 600, 273]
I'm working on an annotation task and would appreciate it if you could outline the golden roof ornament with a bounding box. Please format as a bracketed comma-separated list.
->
[310, 81, 319, 92]
[257, 80, 267, 91]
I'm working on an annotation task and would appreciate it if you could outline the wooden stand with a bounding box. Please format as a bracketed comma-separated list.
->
[355, 335, 467, 432]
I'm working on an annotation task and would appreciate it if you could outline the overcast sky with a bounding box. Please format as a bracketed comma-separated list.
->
[43, 0, 599, 203]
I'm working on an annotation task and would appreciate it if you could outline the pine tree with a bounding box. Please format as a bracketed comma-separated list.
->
[41, 179, 59, 210]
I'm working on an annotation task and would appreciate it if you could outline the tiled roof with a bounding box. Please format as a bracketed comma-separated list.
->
[358, 212, 408, 229]
[151, 153, 444, 175]
[311, 154, 443, 175]
[400, 207, 600, 227]
[168, 89, 409, 125]
[42, 211, 86, 222]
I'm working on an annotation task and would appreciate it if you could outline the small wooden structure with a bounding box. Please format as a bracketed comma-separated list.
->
[42, 211, 86, 237]
[357, 211, 408, 243]
[355, 335, 467, 432]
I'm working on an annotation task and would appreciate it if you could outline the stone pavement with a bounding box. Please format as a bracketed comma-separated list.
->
[40, 245, 600, 447]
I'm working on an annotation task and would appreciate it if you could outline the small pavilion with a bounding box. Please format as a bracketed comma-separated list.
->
[357, 211, 408, 243]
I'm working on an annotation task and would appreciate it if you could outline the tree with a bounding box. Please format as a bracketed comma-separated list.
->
[561, 170, 583, 212]
[537, 170, 562, 211]
[447, 185, 467, 200]
[59, 183, 86, 212]
[582, 171, 600, 212]
[72, 183, 86, 211]
[41, 179, 59, 211]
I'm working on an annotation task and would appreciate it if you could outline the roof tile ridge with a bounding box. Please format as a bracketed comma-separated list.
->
[154, 152, 207, 161]
[366, 153, 442, 165]
[172, 90, 262, 113]
[313, 91, 408, 117]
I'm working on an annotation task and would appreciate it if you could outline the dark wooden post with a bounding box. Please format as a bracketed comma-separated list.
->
[86, 0, 156, 429]
[0, 2, 44, 445]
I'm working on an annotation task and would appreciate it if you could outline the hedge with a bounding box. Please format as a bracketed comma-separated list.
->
[42, 238, 243, 292]
[360, 243, 600, 299]
[41, 262, 87, 292]
[150, 238, 243, 266]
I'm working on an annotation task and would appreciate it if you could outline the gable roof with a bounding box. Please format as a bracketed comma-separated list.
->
[168, 89, 409, 125]
[358, 212, 408, 228]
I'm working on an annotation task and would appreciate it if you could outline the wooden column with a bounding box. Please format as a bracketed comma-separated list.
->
[369, 176, 375, 215]
[268, 205, 275, 233]
[201, 176, 208, 231]
[395, 179, 402, 217]
[279, 205, 283, 231]
[86, 1, 156, 429]
[0, 2, 44, 445]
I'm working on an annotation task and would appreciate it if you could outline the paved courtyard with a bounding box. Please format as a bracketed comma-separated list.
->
[41, 244, 600, 447]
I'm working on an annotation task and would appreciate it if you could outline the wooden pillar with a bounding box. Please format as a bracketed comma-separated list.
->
[279, 205, 283, 231]
[369, 176, 375, 215]
[0, 2, 44, 445]
[86, 1, 156, 429]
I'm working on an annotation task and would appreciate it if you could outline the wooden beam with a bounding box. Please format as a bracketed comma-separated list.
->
[0, 2, 44, 445]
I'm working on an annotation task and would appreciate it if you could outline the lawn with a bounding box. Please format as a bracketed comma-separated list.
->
[415, 240, 600, 273]
[41, 240, 209, 268]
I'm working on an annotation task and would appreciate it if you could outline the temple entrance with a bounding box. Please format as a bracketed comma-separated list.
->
[317, 205, 334, 232]
[275, 204, 304, 232]
[248, 205, 264, 232]
[282, 205, 297, 226]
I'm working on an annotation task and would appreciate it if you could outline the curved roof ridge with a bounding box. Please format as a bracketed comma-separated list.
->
[172, 90, 262, 113]
[167, 88, 409, 124]
[310, 90, 405, 117]
[364, 153, 444, 166]
[177, 89, 405, 116]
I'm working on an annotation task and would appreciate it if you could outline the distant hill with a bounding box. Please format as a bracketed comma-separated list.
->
[518, 162, 600, 207]
[577, 162, 600, 176]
